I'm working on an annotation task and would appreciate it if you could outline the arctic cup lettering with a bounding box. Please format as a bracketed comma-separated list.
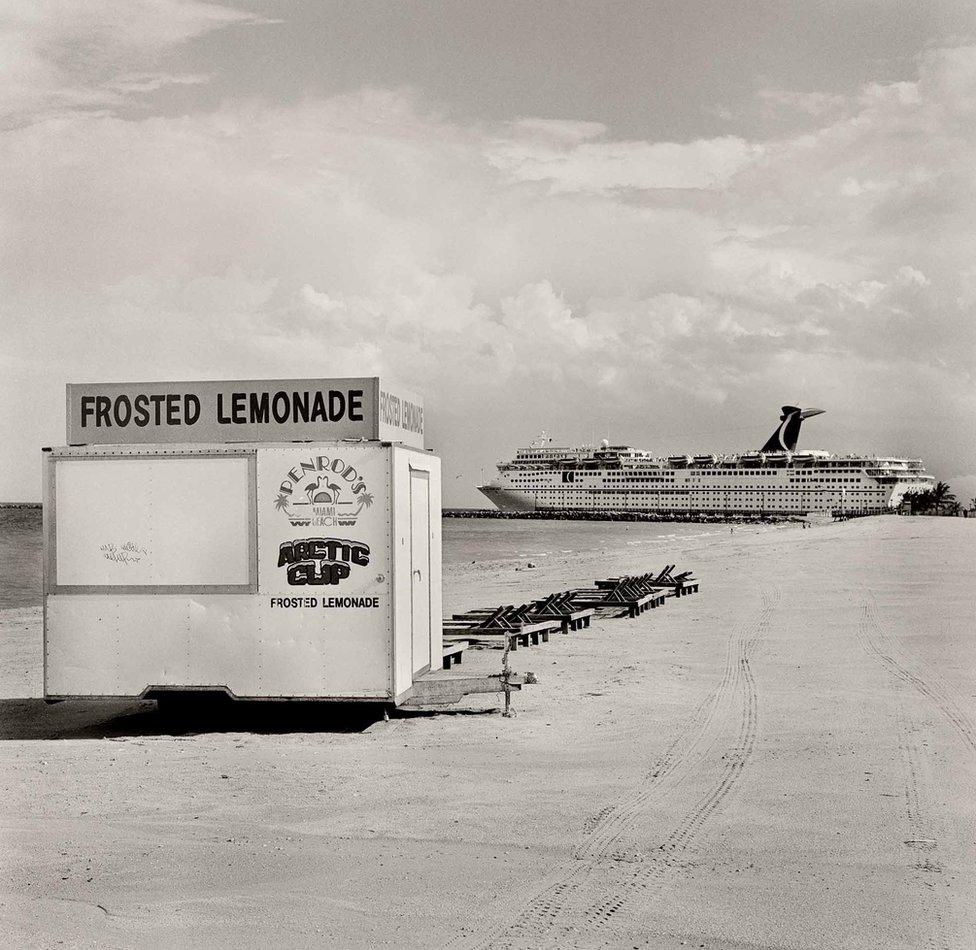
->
[277, 537, 370, 586]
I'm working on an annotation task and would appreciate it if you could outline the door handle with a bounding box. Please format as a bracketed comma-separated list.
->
[413, 568, 422, 579]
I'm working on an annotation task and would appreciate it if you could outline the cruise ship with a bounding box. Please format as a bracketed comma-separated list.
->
[478, 406, 933, 516]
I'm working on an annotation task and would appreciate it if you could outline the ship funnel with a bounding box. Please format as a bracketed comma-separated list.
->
[760, 405, 825, 452]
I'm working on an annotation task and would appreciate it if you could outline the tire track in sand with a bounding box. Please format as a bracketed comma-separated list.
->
[856, 600, 954, 950]
[855, 598, 975, 756]
[570, 592, 767, 940]
[896, 704, 952, 950]
[445, 586, 780, 950]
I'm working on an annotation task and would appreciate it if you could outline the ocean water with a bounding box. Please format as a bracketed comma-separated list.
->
[0, 508, 43, 610]
[442, 518, 740, 565]
[0, 509, 750, 610]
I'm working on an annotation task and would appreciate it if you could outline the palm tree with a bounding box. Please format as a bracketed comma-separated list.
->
[907, 488, 934, 514]
[931, 481, 951, 512]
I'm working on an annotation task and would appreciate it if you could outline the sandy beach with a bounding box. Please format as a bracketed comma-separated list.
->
[1, 515, 973, 949]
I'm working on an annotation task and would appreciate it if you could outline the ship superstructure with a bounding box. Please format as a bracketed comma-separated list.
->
[478, 407, 933, 516]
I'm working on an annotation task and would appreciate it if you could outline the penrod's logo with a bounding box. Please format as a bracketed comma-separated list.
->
[275, 453, 374, 527]
[278, 537, 370, 586]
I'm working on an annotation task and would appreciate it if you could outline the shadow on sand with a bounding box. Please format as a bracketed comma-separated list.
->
[0, 696, 494, 740]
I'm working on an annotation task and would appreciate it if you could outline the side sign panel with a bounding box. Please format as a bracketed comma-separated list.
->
[377, 383, 424, 449]
[256, 444, 392, 696]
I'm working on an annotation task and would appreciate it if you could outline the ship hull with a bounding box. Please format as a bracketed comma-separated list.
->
[477, 485, 537, 512]
[477, 474, 926, 516]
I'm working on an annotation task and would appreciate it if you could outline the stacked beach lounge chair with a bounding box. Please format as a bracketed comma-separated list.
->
[442, 606, 560, 658]
[442, 595, 596, 662]
[441, 565, 699, 662]
[566, 577, 667, 619]
[595, 565, 700, 600]
[522, 592, 595, 633]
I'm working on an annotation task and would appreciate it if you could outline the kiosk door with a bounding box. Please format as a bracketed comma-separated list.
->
[409, 470, 432, 673]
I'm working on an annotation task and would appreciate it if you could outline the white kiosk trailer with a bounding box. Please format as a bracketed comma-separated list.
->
[43, 377, 514, 708]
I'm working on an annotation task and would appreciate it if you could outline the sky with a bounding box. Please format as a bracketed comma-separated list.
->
[1, 0, 975, 506]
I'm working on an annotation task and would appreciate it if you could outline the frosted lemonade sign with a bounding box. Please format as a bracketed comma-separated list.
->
[66, 378, 423, 448]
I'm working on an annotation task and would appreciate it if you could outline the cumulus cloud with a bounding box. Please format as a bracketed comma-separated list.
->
[0, 0, 271, 122]
[106, 72, 212, 94]
[488, 127, 759, 192]
[758, 88, 850, 120]
[0, 6, 974, 501]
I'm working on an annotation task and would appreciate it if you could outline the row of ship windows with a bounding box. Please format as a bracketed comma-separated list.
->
[595, 500, 881, 508]
[512, 498, 889, 509]
[509, 483, 884, 494]
[691, 478, 869, 486]
[510, 466, 881, 477]
[789, 477, 861, 483]
[509, 490, 886, 497]
[512, 480, 861, 485]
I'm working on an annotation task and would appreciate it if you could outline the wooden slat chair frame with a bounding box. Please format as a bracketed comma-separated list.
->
[640, 569, 698, 597]
[444, 606, 561, 648]
[599, 567, 696, 599]
[442, 640, 469, 669]
[645, 566, 697, 596]
[442, 627, 526, 651]
[603, 575, 669, 607]
[567, 583, 656, 619]
[525, 594, 594, 632]
[481, 595, 597, 634]
[452, 605, 531, 629]
[607, 581, 663, 615]
[449, 605, 520, 628]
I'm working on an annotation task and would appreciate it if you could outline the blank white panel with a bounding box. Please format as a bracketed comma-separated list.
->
[55, 457, 250, 587]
